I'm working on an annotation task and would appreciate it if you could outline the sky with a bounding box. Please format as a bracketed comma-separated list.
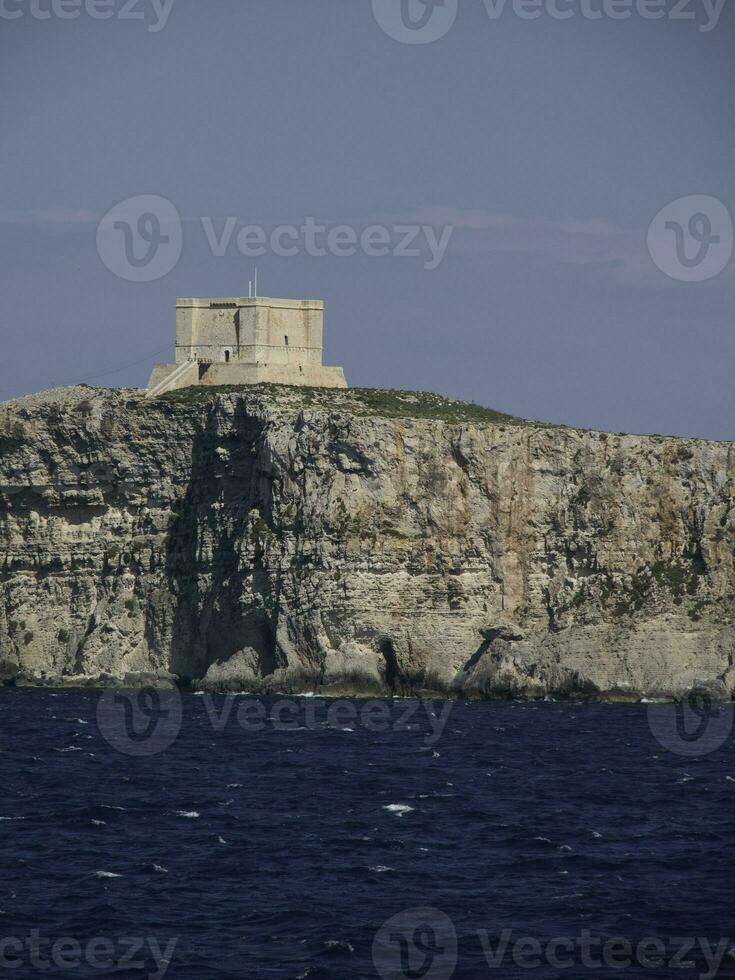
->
[1, 0, 734, 438]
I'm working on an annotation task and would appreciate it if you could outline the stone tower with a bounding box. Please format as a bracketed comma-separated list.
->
[147, 296, 347, 397]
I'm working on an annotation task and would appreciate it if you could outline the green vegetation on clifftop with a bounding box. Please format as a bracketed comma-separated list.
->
[161, 384, 536, 426]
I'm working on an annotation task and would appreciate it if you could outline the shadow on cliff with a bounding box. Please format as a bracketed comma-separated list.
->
[163, 401, 282, 683]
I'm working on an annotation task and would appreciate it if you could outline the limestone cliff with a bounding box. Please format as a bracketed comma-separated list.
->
[1, 384, 734, 700]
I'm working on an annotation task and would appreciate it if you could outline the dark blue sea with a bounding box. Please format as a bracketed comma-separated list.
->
[1, 690, 734, 979]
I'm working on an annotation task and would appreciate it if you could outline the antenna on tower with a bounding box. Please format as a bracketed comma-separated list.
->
[254, 267, 258, 297]
[248, 280, 252, 298]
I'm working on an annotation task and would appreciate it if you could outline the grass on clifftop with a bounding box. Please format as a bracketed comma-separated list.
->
[161, 384, 537, 426]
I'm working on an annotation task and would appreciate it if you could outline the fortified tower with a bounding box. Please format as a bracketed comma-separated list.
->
[147, 295, 347, 397]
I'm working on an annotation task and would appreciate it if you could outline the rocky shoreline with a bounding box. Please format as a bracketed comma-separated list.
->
[1, 670, 726, 704]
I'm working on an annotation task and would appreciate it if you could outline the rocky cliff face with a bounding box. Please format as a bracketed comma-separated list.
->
[1, 384, 734, 700]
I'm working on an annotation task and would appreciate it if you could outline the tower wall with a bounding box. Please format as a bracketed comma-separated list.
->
[175, 297, 324, 366]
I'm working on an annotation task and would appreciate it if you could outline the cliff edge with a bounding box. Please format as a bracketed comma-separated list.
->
[1, 383, 734, 700]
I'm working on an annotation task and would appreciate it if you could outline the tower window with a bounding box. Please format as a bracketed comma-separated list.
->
[284, 335, 289, 346]
[224, 350, 231, 363]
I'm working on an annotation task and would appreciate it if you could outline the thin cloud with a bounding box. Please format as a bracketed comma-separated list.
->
[385, 206, 734, 285]
[0, 207, 100, 225]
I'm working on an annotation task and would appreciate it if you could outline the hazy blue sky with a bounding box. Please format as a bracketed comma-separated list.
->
[1, 0, 733, 437]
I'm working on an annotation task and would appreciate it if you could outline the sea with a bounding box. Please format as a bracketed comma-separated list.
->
[0, 688, 733, 979]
